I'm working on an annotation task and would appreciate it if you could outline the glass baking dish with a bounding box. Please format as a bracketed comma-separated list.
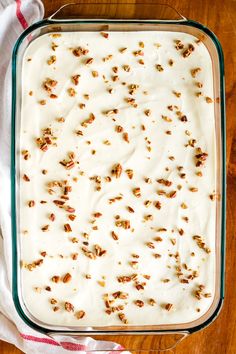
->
[11, 3, 226, 351]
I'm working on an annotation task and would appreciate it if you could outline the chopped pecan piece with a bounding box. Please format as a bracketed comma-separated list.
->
[144, 109, 151, 116]
[117, 275, 133, 283]
[111, 163, 122, 178]
[118, 312, 128, 324]
[71, 74, 80, 85]
[21, 150, 31, 160]
[125, 169, 133, 179]
[115, 125, 124, 133]
[63, 273, 72, 283]
[112, 291, 129, 299]
[94, 244, 107, 257]
[47, 55, 56, 65]
[167, 191, 177, 198]
[41, 225, 49, 232]
[85, 58, 94, 65]
[65, 302, 74, 312]
[157, 178, 172, 187]
[123, 64, 130, 72]
[101, 32, 109, 38]
[146, 242, 155, 249]
[111, 231, 119, 240]
[134, 300, 144, 307]
[23, 174, 30, 182]
[76, 310, 86, 319]
[123, 132, 129, 143]
[149, 298, 156, 306]
[94, 212, 102, 218]
[115, 219, 130, 229]
[165, 303, 173, 311]
[156, 64, 164, 72]
[175, 39, 184, 50]
[182, 44, 195, 58]
[133, 187, 141, 198]
[28, 200, 35, 207]
[127, 206, 134, 213]
[191, 67, 201, 78]
[68, 88, 76, 97]
[52, 275, 60, 283]
[154, 201, 161, 209]
[206, 96, 213, 103]
[64, 223, 72, 232]
[82, 247, 96, 260]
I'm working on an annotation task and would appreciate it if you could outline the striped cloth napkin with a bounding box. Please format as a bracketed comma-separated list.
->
[0, 1, 127, 353]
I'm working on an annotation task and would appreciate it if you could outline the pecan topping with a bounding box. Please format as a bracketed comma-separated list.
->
[85, 58, 94, 65]
[111, 231, 119, 240]
[111, 163, 122, 178]
[94, 212, 102, 218]
[127, 206, 134, 213]
[76, 310, 86, 319]
[118, 313, 128, 324]
[206, 96, 213, 103]
[112, 291, 129, 299]
[157, 178, 172, 187]
[115, 125, 124, 133]
[165, 303, 173, 311]
[94, 244, 107, 257]
[154, 201, 161, 209]
[82, 247, 96, 260]
[149, 298, 156, 306]
[123, 64, 130, 72]
[47, 55, 56, 65]
[123, 132, 129, 143]
[209, 193, 217, 201]
[63, 273, 72, 283]
[23, 174, 30, 182]
[21, 150, 31, 160]
[52, 275, 60, 283]
[175, 40, 184, 50]
[156, 64, 164, 72]
[115, 219, 130, 229]
[193, 235, 211, 253]
[144, 109, 151, 116]
[41, 225, 49, 232]
[191, 67, 201, 78]
[101, 32, 109, 38]
[146, 242, 155, 249]
[117, 275, 134, 283]
[28, 200, 35, 207]
[64, 223, 72, 232]
[68, 87, 76, 97]
[71, 74, 80, 85]
[133, 187, 141, 198]
[134, 300, 144, 307]
[65, 302, 74, 312]
[189, 187, 198, 192]
[167, 191, 177, 198]
[125, 169, 133, 179]
[182, 44, 195, 58]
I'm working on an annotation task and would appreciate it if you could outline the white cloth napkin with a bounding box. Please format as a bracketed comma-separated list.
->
[0, 1, 127, 353]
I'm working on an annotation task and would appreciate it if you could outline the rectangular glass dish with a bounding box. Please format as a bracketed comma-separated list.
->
[11, 4, 226, 346]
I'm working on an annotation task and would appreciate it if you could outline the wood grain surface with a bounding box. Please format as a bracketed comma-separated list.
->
[1, 0, 235, 353]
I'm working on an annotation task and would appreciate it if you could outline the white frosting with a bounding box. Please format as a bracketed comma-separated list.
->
[19, 31, 216, 327]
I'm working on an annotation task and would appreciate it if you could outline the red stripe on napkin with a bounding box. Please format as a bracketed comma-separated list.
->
[20, 333, 87, 351]
[16, 0, 28, 29]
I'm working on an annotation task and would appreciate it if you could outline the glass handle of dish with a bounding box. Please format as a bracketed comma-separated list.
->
[48, 2, 187, 21]
[48, 332, 189, 352]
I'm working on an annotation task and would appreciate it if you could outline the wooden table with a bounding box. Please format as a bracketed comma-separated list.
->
[1, 0, 235, 353]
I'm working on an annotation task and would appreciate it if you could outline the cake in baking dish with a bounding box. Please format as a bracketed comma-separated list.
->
[19, 30, 216, 326]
